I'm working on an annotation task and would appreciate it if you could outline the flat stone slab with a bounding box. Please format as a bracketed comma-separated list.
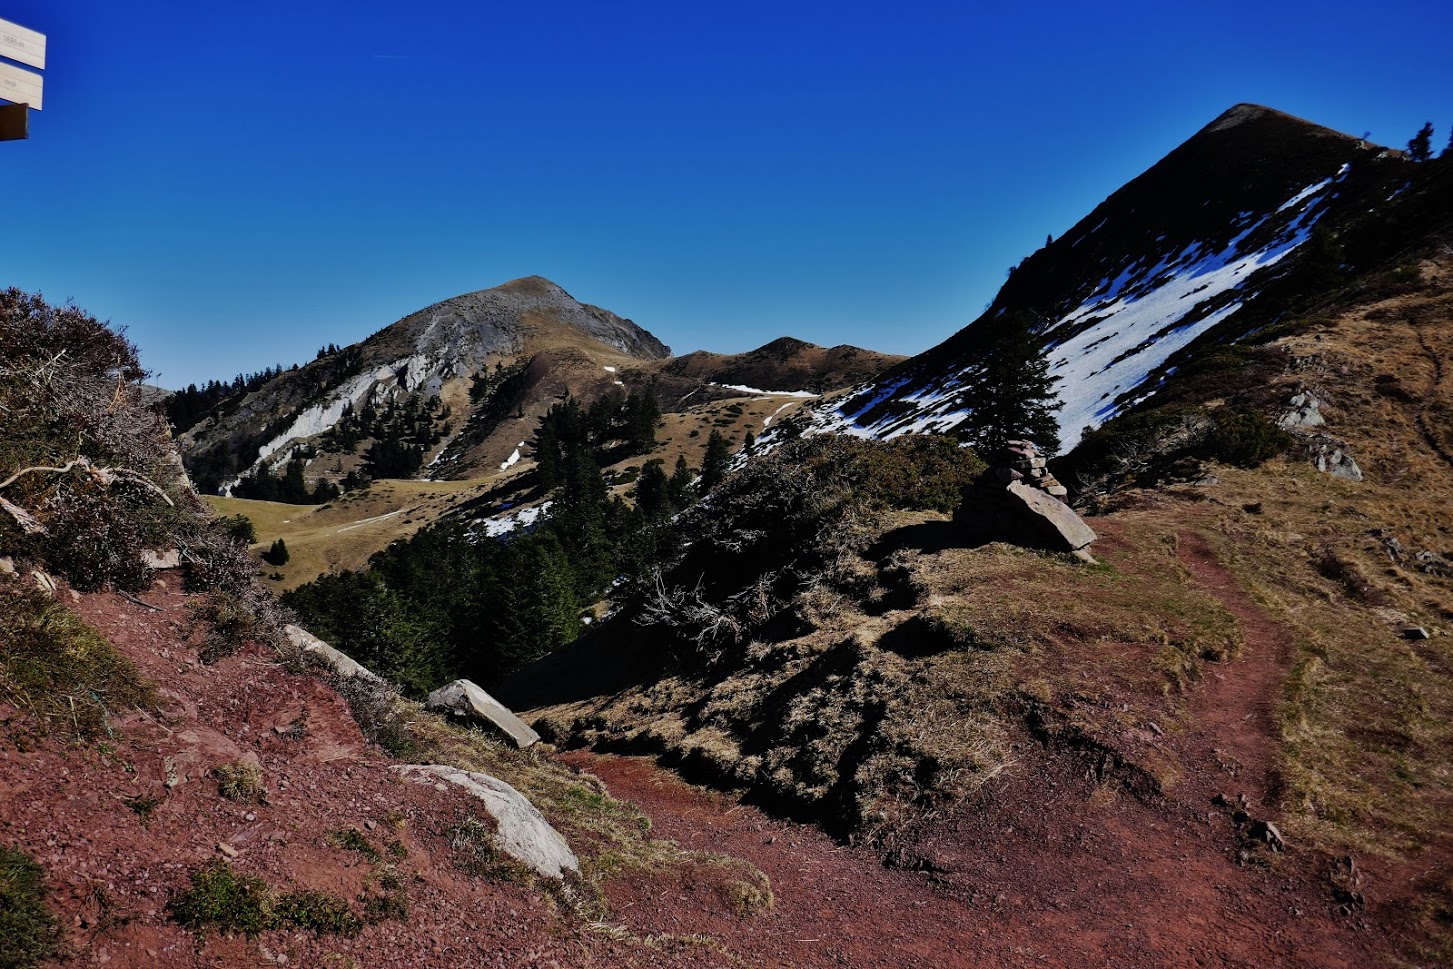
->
[426, 678, 540, 749]
[393, 764, 578, 879]
[1005, 481, 1097, 552]
[284, 624, 383, 683]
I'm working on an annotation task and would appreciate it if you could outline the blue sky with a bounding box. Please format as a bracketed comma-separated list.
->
[4, 1, 1451, 389]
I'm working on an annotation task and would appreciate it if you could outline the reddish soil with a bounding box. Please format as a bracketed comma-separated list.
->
[0, 533, 1424, 968]
[555, 530, 1397, 969]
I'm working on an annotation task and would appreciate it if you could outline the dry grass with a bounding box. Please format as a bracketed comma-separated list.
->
[206, 475, 500, 591]
[534, 499, 1246, 844]
[319, 670, 770, 927]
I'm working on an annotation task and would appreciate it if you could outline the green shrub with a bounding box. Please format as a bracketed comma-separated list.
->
[220, 515, 256, 545]
[1202, 408, 1293, 468]
[168, 861, 273, 937]
[168, 861, 367, 939]
[0, 845, 62, 969]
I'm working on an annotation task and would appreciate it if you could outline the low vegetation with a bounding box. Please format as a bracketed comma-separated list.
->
[168, 861, 367, 939]
[0, 845, 62, 969]
[0, 582, 155, 744]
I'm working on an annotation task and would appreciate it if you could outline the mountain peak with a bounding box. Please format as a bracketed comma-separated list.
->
[1199, 102, 1364, 143]
[494, 275, 567, 298]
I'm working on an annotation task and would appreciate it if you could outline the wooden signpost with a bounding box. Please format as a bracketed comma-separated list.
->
[0, 15, 43, 141]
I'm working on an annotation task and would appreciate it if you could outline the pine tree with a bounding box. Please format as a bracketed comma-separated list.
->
[668, 455, 694, 509]
[700, 430, 731, 491]
[1445, 125, 1453, 158]
[262, 538, 290, 566]
[633, 459, 671, 519]
[953, 309, 1062, 455]
[1408, 122, 1435, 162]
[743, 430, 756, 452]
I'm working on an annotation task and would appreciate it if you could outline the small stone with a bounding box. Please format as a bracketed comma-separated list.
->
[435, 783, 450, 793]
[0, 556, 14, 574]
[244, 812, 256, 822]
[364, 819, 377, 830]
[216, 842, 238, 858]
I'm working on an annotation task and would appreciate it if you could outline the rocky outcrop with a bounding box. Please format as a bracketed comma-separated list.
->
[425, 679, 540, 749]
[284, 625, 383, 683]
[1277, 391, 1327, 430]
[955, 441, 1097, 560]
[392, 764, 579, 879]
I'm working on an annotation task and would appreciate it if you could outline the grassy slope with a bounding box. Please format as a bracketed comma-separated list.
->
[211, 389, 819, 591]
[523, 253, 1453, 960]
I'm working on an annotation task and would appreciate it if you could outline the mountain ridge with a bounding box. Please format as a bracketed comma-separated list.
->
[805, 103, 1439, 452]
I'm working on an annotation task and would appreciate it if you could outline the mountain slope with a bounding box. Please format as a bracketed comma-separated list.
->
[812, 104, 1442, 452]
[178, 276, 671, 493]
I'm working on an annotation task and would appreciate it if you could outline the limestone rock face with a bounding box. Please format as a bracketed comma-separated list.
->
[284, 625, 383, 683]
[393, 764, 579, 879]
[426, 679, 540, 749]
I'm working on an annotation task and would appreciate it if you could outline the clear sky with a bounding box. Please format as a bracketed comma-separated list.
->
[3, 1, 1450, 389]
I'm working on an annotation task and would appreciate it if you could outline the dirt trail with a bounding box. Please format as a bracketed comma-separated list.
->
[570, 530, 1386, 968]
[1171, 530, 1292, 815]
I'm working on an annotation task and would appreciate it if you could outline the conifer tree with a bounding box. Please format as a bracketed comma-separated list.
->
[262, 538, 290, 565]
[701, 430, 731, 491]
[668, 455, 694, 509]
[953, 309, 1061, 455]
[633, 459, 671, 519]
[1408, 122, 1435, 162]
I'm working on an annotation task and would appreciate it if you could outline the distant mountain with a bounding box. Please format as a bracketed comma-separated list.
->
[805, 104, 1447, 453]
[177, 279, 906, 495]
[178, 276, 671, 492]
[647, 336, 903, 397]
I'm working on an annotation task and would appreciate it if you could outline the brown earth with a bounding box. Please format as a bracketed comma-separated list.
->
[4, 519, 1416, 969]
[551, 523, 1393, 969]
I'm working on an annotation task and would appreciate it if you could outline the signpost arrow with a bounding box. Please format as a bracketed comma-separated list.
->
[0, 17, 44, 70]
[0, 58, 40, 110]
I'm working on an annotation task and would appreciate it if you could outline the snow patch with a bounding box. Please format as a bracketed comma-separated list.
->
[499, 448, 522, 471]
[711, 382, 818, 399]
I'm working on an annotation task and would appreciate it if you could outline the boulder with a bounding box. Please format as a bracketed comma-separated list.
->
[426, 679, 540, 749]
[1278, 392, 1327, 430]
[283, 624, 383, 683]
[393, 764, 578, 879]
[1004, 481, 1097, 553]
[1312, 442, 1363, 481]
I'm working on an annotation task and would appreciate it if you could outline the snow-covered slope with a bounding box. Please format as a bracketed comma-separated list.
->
[797, 105, 1412, 455]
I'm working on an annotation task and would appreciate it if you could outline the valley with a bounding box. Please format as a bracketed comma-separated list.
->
[3, 101, 1452, 968]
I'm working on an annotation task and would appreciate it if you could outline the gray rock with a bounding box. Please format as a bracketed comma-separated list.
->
[284, 624, 383, 683]
[1249, 819, 1286, 851]
[426, 679, 540, 749]
[31, 570, 56, 596]
[142, 548, 181, 570]
[1279, 392, 1327, 430]
[393, 764, 578, 879]
[1401, 626, 1431, 641]
[1004, 481, 1097, 552]
[1313, 444, 1363, 481]
[0, 556, 14, 575]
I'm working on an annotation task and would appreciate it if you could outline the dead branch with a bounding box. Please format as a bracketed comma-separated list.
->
[0, 457, 174, 507]
[0, 496, 46, 534]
